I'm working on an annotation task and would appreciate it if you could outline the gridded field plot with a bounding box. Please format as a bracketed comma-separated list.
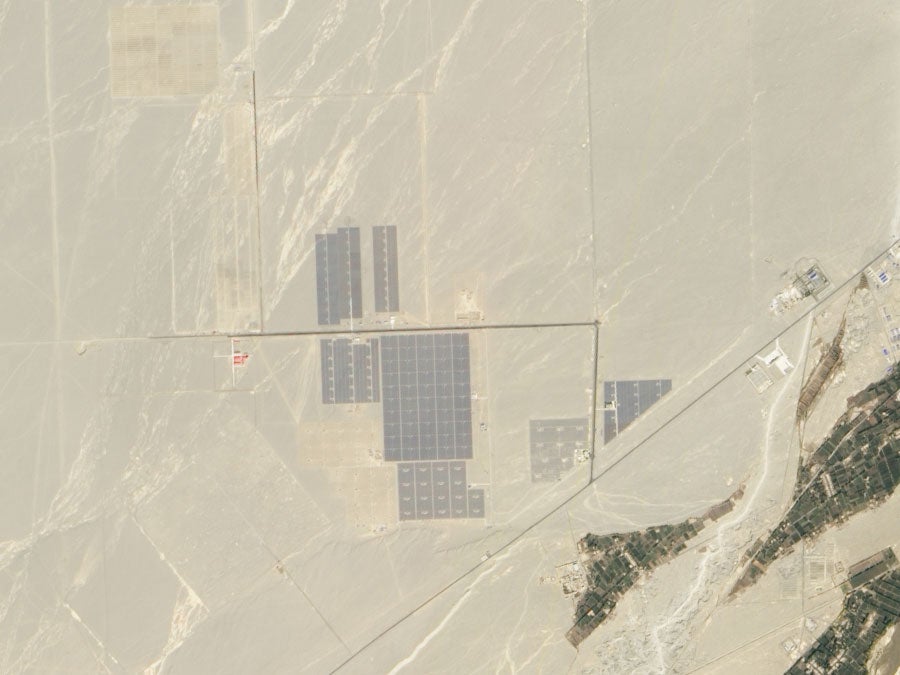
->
[329, 467, 396, 531]
[109, 5, 218, 98]
[380, 333, 473, 462]
[213, 196, 260, 333]
[602, 379, 672, 443]
[372, 225, 400, 313]
[396, 461, 484, 521]
[529, 418, 589, 482]
[320, 338, 380, 405]
[296, 420, 378, 468]
[315, 227, 363, 325]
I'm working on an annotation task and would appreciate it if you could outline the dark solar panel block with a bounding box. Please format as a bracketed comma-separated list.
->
[437, 432, 455, 460]
[603, 410, 617, 443]
[450, 461, 468, 519]
[414, 462, 433, 519]
[396, 459, 484, 521]
[397, 463, 416, 521]
[366, 343, 377, 400]
[334, 228, 348, 318]
[603, 381, 615, 403]
[529, 418, 588, 482]
[381, 334, 399, 353]
[314, 227, 362, 325]
[333, 339, 352, 403]
[618, 381, 639, 430]
[320, 338, 379, 405]
[434, 335, 454, 459]
[325, 232, 342, 322]
[382, 336, 402, 460]
[320, 339, 334, 403]
[637, 380, 656, 408]
[380, 333, 473, 464]
[434, 333, 452, 351]
[431, 462, 450, 518]
[324, 234, 336, 324]
[369, 339, 380, 403]
[400, 443, 418, 462]
[454, 430, 472, 460]
[602, 380, 672, 444]
[341, 339, 359, 403]
[352, 342, 368, 402]
[338, 227, 363, 319]
[383, 435, 401, 462]
[351, 228, 363, 317]
[417, 337, 437, 460]
[385, 226, 399, 310]
[314, 232, 343, 325]
[373, 225, 400, 313]
[451, 339, 472, 459]
[467, 489, 485, 518]
[315, 235, 332, 325]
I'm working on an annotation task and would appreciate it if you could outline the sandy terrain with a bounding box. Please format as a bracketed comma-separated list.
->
[1, 1, 899, 673]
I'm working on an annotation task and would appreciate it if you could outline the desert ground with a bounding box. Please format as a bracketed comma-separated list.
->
[1, 1, 899, 673]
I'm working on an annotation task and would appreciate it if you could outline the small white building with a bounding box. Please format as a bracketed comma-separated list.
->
[758, 341, 794, 376]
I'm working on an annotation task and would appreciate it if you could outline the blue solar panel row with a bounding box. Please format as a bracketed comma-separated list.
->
[603, 379, 672, 443]
[381, 333, 472, 462]
[315, 227, 362, 325]
[314, 234, 333, 325]
[396, 461, 484, 520]
[373, 225, 400, 313]
[320, 338, 380, 404]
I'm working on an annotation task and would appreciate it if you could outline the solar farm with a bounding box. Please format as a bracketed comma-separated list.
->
[5, 2, 899, 673]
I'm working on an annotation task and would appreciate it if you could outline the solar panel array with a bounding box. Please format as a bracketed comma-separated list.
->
[320, 338, 380, 404]
[372, 225, 400, 313]
[315, 227, 362, 325]
[529, 418, 588, 482]
[396, 461, 484, 520]
[602, 379, 672, 443]
[380, 333, 473, 462]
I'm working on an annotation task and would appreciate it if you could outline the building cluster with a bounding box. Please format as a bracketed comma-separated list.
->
[565, 488, 743, 646]
[554, 561, 588, 596]
[746, 341, 795, 395]
[788, 551, 899, 674]
[732, 369, 900, 595]
[770, 263, 830, 315]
